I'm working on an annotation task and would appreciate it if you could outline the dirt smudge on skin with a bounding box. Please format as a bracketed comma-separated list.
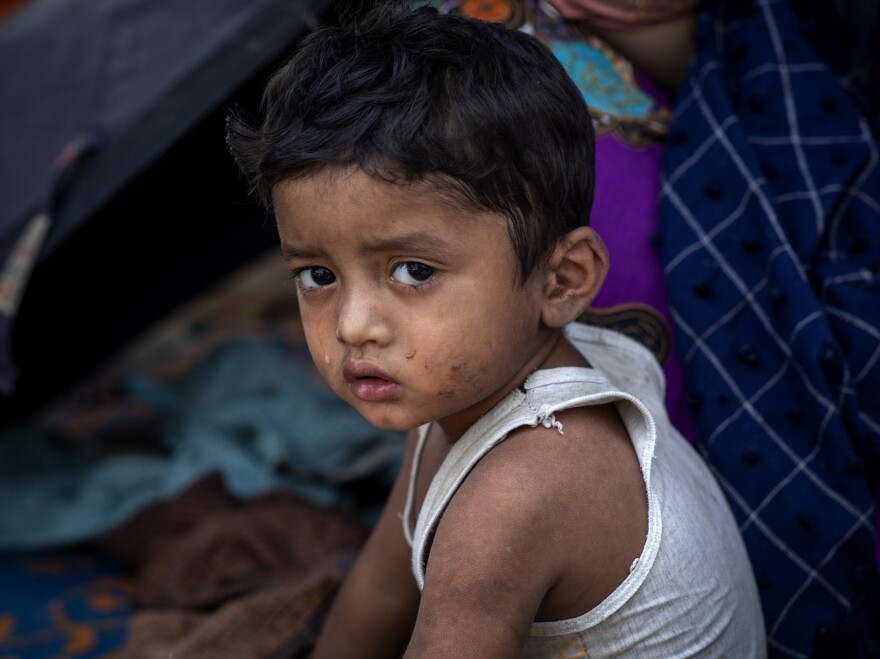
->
[449, 361, 480, 386]
[438, 361, 471, 398]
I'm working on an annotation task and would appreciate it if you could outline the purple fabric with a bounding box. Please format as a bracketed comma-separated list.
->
[590, 77, 698, 444]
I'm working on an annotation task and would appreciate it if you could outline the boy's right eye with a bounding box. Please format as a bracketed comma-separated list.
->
[296, 266, 336, 289]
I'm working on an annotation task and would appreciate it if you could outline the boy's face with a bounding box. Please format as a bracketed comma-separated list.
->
[273, 168, 557, 440]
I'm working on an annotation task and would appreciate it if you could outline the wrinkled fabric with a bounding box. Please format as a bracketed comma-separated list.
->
[109, 476, 366, 659]
[660, 0, 880, 656]
[0, 339, 404, 549]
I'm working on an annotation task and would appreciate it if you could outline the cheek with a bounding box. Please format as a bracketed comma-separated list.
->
[301, 312, 338, 376]
[306, 337, 333, 384]
[437, 355, 489, 398]
[429, 348, 494, 400]
[427, 304, 537, 399]
[408, 291, 534, 399]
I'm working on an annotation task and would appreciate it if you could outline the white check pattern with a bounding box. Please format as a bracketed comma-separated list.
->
[659, 0, 880, 656]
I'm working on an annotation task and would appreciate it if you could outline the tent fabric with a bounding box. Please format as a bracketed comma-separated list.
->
[0, 0, 328, 254]
[0, 0, 331, 395]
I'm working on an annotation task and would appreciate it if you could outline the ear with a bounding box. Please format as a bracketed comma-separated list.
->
[540, 226, 609, 328]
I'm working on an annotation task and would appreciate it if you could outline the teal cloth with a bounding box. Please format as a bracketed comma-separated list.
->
[0, 339, 405, 549]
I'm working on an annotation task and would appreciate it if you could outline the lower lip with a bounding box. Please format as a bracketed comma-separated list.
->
[348, 378, 400, 402]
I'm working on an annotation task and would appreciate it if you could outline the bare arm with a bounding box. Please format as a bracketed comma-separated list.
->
[401, 404, 646, 658]
[402, 430, 570, 659]
[311, 431, 421, 659]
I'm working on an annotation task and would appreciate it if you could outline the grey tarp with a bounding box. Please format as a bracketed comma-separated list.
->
[0, 0, 331, 411]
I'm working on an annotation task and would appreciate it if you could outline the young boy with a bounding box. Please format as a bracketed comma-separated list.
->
[226, 3, 766, 656]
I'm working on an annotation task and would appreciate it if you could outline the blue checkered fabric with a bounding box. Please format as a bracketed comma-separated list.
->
[659, 0, 880, 657]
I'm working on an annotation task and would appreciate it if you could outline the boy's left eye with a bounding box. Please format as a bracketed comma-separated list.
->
[393, 262, 435, 285]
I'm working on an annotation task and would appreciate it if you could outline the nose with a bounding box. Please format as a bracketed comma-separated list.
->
[336, 284, 392, 347]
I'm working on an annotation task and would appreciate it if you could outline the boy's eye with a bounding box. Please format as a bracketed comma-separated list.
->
[296, 266, 336, 289]
[393, 262, 435, 285]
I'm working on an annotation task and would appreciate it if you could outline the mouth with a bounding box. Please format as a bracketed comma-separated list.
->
[343, 360, 400, 402]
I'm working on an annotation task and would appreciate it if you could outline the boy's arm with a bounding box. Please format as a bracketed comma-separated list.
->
[403, 429, 571, 659]
[311, 430, 421, 659]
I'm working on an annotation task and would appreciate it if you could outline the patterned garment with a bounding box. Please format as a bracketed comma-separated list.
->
[430, 0, 699, 443]
[0, 548, 133, 658]
[659, 1, 880, 657]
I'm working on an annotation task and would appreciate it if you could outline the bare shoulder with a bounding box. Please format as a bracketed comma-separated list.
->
[430, 402, 648, 621]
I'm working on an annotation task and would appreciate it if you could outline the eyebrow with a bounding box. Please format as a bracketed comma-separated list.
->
[281, 231, 451, 261]
[358, 232, 451, 255]
[280, 242, 321, 261]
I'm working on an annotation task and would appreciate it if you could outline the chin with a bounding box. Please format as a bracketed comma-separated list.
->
[362, 416, 416, 433]
[354, 407, 422, 433]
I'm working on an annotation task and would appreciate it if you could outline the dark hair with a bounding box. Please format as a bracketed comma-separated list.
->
[226, 1, 596, 280]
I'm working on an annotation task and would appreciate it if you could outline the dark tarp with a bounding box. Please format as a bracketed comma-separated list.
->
[0, 0, 333, 420]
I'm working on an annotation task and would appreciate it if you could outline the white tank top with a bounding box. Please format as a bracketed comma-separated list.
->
[402, 323, 766, 658]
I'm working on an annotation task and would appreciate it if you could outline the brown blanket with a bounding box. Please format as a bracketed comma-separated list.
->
[100, 474, 367, 658]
